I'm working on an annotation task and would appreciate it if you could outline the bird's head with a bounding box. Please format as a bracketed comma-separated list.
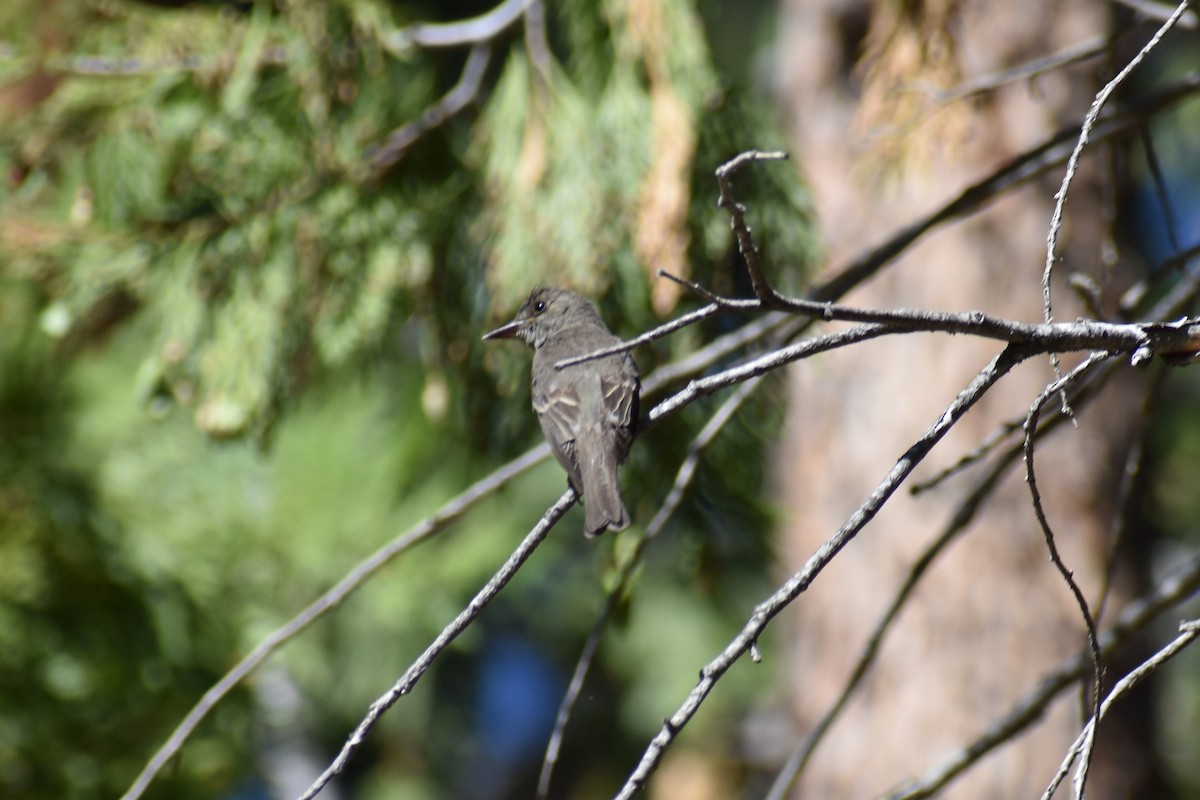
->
[482, 286, 602, 350]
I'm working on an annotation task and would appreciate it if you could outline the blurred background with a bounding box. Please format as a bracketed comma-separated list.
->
[1, 1, 1198, 798]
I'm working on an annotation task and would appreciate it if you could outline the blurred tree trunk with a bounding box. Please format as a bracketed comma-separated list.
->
[774, 0, 1151, 796]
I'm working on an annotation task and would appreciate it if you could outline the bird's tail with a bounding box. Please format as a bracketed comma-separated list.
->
[579, 433, 630, 537]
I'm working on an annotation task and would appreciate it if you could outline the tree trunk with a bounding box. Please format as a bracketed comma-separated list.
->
[773, 0, 1151, 795]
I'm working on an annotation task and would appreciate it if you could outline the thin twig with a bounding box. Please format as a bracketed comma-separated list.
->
[912, 348, 1124, 496]
[909, 419, 1022, 494]
[714, 150, 790, 306]
[645, 323, 895, 425]
[297, 490, 576, 800]
[1113, 0, 1199, 26]
[640, 312, 792, 394]
[659, 268, 751, 307]
[613, 343, 1038, 799]
[1041, 0, 1193, 404]
[1138, 123, 1183, 255]
[1043, 618, 1200, 800]
[554, 301, 726, 370]
[383, 0, 535, 50]
[536, 377, 764, 799]
[1022, 352, 1115, 798]
[363, 44, 492, 176]
[885, 551, 1200, 799]
[931, 37, 1109, 105]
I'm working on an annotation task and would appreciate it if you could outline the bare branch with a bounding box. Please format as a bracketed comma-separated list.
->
[383, 0, 535, 51]
[362, 44, 492, 177]
[714, 150, 791, 305]
[645, 314, 792, 393]
[766, 441, 1024, 800]
[658, 268, 753, 307]
[1113, 0, 1199, 26]
[298, 489, 575, 800]
[560, 287, 1200, 374]
[1022, 352, 1114, 797]
[822, 71, 1200, 303]
[1041, 0, 1193, 400]
[884, 551, 1200, 799]
[909, 418, 1022, 493]
[1042, 618, 1200, 800]
[931, 37, 1109, 105]
[768, 348, 1129, 798]
[646, 323, 893, 425]
[554, 300, 727, 370]
[613, 343, 1038, 799]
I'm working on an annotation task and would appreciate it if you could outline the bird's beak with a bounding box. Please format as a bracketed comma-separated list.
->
[482, 319, 523, 340]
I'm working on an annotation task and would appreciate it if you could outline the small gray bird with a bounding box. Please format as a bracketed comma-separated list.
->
[483, 287, 640, 536]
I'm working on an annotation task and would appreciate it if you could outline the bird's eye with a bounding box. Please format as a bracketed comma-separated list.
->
[534, 301, 546, 313]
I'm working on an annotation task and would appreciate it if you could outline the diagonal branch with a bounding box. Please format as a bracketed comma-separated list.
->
[931, 37, 1109, 105]
[612, 343, 1039, 799]
[883, 551, 1200, 799]
[363, 44, 492, 177]
[382, 0, 535, 51]
[297, 489, 576, 800]
[765, 348, 1123, 799]
[766, 442, 1023, 800]
[823, 71, 1200, 303]
[1045, 618, 1200, 800]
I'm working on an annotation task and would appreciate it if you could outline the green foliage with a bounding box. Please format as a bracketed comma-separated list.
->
[1, 0, 817, 437]
[0, 0, 819, 797]
[0, 320, 253, 799]
[1, 0, 449, 438]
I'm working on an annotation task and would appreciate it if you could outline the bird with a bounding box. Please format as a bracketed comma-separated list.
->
[483, 287, 640, 536]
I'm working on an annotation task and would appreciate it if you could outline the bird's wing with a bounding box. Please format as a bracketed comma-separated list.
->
[532, 382, 580, 447]
[601, 355, 639, 458]
[601, 370, 637, 428]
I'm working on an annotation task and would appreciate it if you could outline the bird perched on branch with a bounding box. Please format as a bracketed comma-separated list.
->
[483, 287, 640, 536]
